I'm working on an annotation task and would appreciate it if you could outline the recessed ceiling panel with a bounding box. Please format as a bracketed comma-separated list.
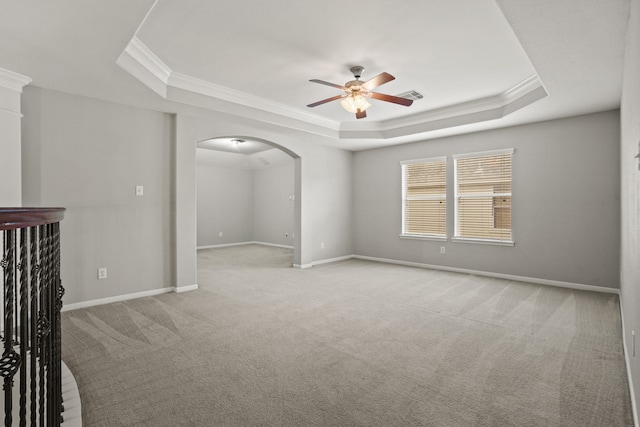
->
[197, 137, 273, 155]
[135, 0, 538, 123]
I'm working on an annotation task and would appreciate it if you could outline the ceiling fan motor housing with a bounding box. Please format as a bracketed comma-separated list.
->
[345, 80, 364, 91]
[349, 65, 365, 79]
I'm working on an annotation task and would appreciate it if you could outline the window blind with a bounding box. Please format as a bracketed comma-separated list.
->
[401, 157, 447, 237]
[454, 149, 513, 243]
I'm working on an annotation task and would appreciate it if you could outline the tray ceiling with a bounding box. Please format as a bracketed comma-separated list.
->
[0, 0, 629, 150]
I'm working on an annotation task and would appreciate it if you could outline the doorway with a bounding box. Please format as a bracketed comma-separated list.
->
[195, 136, 300, 267]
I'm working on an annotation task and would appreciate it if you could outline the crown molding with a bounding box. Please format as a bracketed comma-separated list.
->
[116, 36, 170, 97]
[338, 74, 548, 139]
[168, 72, 338, 130]
[117, 37, 548, 140]
[341, 75, 545, 132]
[125, 37, 171, 83]
[0, 67, 32, 92]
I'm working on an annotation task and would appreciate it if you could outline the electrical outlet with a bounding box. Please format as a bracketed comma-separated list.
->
[320, 242, 325, 249]
[98, 268, 107, 280]
[218, 231, 223, 237]
[440, 246, 446, 254]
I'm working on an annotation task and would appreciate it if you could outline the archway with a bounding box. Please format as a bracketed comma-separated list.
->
[195, 135, 301, 266]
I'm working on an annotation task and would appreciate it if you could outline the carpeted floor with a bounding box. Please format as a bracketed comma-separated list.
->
[62, 244, 634, 426]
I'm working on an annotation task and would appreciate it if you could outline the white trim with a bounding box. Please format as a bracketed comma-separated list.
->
[168, 72, 338, 130]
[451, 237, 515, 246]
[452, 147, 515, 160]
[197, 241, 255, 250]
[293, 253, 619, 295]
[173, 284, 199, 293]
[340, 76, 548, 139]
[500, 74, 547, 104]
[0, 67, 31, 92]
[351, 254, 620, 295]
[400, 156, 447, 166]
[399, 234, 448, 242]
[122, 36, 171, 84]
[293, 263, 313, 269]
[61, 288, 174, 312]
[197, 241, 294, 250]
[620, 301, 639, 426]
[310, 255, 353, 267]
[254, 241, 294, 249]
[0, 106, 23, 117]
[115, 38, 549, 141]
[116, 36, 170, 98]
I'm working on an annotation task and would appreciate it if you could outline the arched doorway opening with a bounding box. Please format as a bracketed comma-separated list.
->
[195, 135, 301, 268]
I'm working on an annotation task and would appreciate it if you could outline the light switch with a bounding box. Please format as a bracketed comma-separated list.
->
[136, 185, 144, 196]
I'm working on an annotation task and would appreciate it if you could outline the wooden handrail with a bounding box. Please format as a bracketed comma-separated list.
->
[0, 208, 66, 230]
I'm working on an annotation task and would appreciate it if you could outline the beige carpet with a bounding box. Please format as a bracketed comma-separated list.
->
[62, 244, 633, 426]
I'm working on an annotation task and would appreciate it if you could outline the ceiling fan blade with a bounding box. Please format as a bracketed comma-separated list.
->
[362, 72, 395, 90]
[356, 109, 367, 119]
[307, 94, 346, 108]
[368, 92, 414, 106]
[309, 79, 347, 90]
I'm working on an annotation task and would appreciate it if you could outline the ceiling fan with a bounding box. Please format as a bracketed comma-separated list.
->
[307, 66, 413, 119]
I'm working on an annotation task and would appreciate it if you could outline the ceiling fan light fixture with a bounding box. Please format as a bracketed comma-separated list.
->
[340, 94, 371, 113]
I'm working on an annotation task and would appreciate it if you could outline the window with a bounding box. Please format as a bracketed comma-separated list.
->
[401, 157, 447, 239]
[453, 149, 513, 244]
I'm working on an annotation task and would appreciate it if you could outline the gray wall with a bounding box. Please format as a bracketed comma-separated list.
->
[197, 156, 254, 246]
[196, 151, 295, 248]
[620, 0, 640, 415]
[353, 110, 620, 289]
[0, 84, 24, 205]
[175, 113, 353, 267]
[22, 86, 174, 304]
[253, 162, 295, 246]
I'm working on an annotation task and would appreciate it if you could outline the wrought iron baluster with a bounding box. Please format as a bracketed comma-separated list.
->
[1, 229, 20, 427]
[38, 224, 49, 427]
[0, 208, 65, 427]
[29, 226, 39, 426]
[18, 228, 28, 426]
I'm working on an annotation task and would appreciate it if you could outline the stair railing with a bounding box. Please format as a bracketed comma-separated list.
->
[0, 208, 66, 426]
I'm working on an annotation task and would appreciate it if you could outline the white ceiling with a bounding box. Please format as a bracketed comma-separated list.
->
[0, 0, 630, 151]
[197, 145, 293, 171]
[197, 137, 273, 156]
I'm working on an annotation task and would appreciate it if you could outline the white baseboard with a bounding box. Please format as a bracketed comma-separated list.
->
[174, 284, 199, 293]
[351, 254, 620, 295]
[61, 284, 198, 312]
[620, 301, 639, 427]
[198, 241, 293, 250]
[197, 242, 254, 250]
[254, 241, 294, 249]
[311, 255, 353, 266]
[293, 263, 312, 269]
[294, 255, 355, 269]
[62, 288, 172, 311]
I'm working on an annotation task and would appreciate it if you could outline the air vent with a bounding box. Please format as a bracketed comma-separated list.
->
[396, 90, 423, 100]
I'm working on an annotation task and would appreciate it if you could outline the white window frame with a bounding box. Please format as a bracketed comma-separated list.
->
[453, 148, 514, 246]
[400, 156, 448, 241]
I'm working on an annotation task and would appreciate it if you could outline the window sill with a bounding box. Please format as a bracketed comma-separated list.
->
[399, 234, 448, 242]
[452, 237, 514, 247]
